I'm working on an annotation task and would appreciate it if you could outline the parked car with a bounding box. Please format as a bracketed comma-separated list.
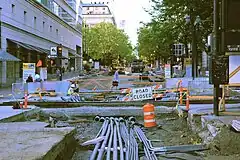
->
[139, 71, 150, 80]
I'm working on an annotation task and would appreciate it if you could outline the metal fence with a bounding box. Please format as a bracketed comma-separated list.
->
[188, 78, 213, 96]
[12, 81, 71, 99]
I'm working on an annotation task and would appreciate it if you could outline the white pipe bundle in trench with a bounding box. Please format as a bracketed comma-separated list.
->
[82, 116, 139, 160]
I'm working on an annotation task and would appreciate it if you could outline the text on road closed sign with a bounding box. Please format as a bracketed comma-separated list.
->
[132, 87, 153, 101]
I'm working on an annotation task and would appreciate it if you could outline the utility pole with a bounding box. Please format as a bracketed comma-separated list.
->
[213, 0, 220, 116]
[57, 44, 63, 81]
[0, 7, 2, 49]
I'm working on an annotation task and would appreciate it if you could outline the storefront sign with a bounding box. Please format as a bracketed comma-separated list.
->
[23, 63, 35, 82]
[132, 87, 153, 101]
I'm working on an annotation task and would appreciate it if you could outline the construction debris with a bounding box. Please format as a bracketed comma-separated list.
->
[232, 120, 240, 132]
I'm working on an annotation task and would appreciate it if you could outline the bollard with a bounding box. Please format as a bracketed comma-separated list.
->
[24, 83, 28, 109]
[186, 91, 190, 111]
[143, 103, 157, 128]
[179, 80, 183, 105]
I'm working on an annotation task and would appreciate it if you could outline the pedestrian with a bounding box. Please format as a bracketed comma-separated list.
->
[26, 74, 33, 83]
[197, 65, 201, 77]
[62, 66, 65, 75]
[111, 69, 119, 90]
[71, 66, 74, 72]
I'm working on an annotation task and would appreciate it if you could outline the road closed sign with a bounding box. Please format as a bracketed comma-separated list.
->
[132, 87, 153, 101]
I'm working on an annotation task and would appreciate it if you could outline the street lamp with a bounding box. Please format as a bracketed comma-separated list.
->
[185, 14, 201, 80]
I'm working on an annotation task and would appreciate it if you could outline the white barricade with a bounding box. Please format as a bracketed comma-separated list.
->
[12, 81, 71, 97]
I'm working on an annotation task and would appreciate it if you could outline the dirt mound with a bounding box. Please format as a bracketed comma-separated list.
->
[208, 126, 240, 156]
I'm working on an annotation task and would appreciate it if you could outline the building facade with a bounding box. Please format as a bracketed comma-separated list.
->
[0, 0, 83, 86]
[82, 0, 116, 27]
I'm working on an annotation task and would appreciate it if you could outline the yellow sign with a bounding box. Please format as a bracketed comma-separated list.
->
[23, 63, 35, 70]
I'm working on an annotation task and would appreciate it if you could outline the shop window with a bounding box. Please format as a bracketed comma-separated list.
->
[12, 4, 15, 13]
[34, 17, 37, 29]
[7, 62, 14, 78]
[24, 11, 27, 23]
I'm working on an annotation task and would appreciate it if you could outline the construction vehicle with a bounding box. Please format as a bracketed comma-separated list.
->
[131, 59, 144, 73]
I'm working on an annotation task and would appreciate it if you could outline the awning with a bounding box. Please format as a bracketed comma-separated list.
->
[8, 39, 50, 55]
[0, 50, 21, 61]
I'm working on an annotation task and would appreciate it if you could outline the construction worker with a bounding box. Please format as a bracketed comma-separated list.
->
[63, 83, 81, 102]
[67, 84, 75, 96]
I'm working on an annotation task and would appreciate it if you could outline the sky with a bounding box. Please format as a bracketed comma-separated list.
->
[114, 0, 152, 45]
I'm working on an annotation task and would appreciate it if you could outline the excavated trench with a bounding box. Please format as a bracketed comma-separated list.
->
[69, 113, 204, 160]
[28, 106, 239, 160]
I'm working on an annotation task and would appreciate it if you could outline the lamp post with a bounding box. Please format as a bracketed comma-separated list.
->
[185, 14, 201, 80]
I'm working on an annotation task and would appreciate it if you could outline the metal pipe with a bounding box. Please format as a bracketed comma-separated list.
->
[106, 118, 114, 160]
[98, 147, 127, 152]
[94, 116, 100, 121]
[128, 116, 136, 122]
[97, 120, 111, 160]
[90, 119, 109, 160]
[120, 123, 129, 160]
[134, 126, 156, 160]
[113, 123, 118, 160]
[99, 117, 105, 122]
[119, 117, 124, 122]
[95, 119, 107, 138]
[114, 118, 124, 160]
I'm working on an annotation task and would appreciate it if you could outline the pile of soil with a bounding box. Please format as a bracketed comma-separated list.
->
[146, 113, 202, 147]
[207, 126, 240, 157]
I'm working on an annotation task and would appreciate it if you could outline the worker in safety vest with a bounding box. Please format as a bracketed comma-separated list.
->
[67, 84, 76, 95]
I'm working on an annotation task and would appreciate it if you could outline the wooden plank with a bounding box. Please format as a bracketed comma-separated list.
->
[230, 66, 240, 79]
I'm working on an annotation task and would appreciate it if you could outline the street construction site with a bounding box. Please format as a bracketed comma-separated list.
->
[0, 73, 240, 160]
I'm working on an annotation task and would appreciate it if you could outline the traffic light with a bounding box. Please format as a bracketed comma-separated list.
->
[209, 55, 229, 85]
[57, 44, 62, 58]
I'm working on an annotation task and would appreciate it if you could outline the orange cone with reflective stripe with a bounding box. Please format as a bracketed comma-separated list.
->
[143, 103, 157, 128]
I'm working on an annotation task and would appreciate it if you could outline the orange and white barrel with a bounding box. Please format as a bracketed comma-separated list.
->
[143, 103, 157, 128]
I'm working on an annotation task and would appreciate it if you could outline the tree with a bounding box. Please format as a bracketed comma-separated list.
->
[83, 22, 133, 67]
[138, 0, 213, 64]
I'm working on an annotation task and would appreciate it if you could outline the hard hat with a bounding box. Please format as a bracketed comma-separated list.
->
[70, 84, 75, 88]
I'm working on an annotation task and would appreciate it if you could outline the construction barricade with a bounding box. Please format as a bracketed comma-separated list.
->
[12, 81, 71, 100]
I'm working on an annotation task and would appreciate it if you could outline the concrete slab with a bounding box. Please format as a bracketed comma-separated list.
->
[41, 106, 175, 117]
[0, 105, 36, 122]
[0, 122, 75, 160]
[187, 103, 240, 116]
[201, 115, 240, 126]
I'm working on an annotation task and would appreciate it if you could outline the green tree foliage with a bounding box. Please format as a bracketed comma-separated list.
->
[138, 0, 213, 63]
[83, 22, 133, 66]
